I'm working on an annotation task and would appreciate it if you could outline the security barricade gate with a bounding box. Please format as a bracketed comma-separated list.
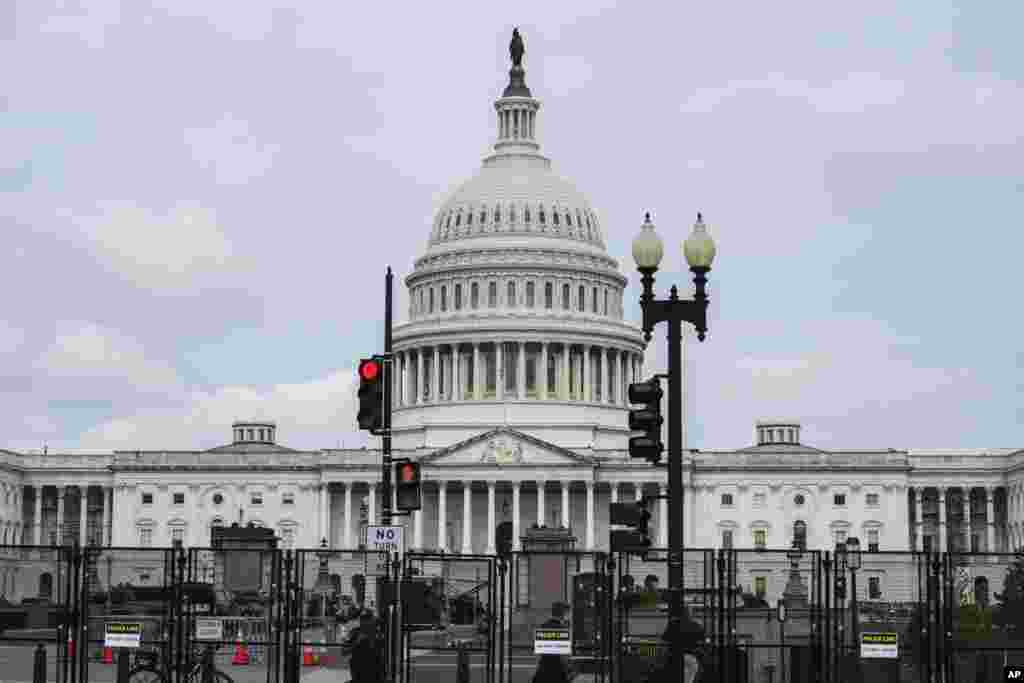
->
[401, 553, 498, 683]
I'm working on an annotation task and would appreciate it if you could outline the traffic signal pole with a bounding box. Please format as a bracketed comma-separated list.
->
[666, 314, 684, 682]
[382, 266, 393, 526]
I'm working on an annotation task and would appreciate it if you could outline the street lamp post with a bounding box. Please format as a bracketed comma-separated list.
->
[632, 212, 716, 683]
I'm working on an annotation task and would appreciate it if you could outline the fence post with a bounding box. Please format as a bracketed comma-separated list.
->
[456, 641, 470, 683]
[116, 649, 130, 683]
[32, 643, 45, 683]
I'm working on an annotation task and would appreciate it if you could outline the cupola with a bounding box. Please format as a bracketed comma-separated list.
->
[232, 420, 276, 445]
[756, 421, 801, 446]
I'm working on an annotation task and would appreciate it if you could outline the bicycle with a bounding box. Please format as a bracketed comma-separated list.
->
[128, 643, 233, 683]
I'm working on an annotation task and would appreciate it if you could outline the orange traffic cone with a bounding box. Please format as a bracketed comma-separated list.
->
[101, 646, 113, 664]
[231, 639, 250, 665]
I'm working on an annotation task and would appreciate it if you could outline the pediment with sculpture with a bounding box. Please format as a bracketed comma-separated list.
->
[420, 428, 592, 467]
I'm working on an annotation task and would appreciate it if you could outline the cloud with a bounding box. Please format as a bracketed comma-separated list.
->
[34, 321, 180, 391]
[54, 201, 244, 293]
[183, 115, 280, 186]
[76, 365, 367, 451]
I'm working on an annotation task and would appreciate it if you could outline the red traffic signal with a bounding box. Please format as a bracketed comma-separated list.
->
[357, 356, 385, 433]
[398, 462, 419, 484]
[395, 461, 421, 511]
[359, 358, 381, 382]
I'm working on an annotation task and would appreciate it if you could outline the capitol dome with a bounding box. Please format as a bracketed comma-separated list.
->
[391, 33, 645, 454]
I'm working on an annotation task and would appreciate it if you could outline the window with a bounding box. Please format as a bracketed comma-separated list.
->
[566, 211, 572, 227]
[251, 493, 263, 506]
[604, 290, 609, 315]
[429, 288, 434, 313]
[868, 577, 882, 599]
[494, 205, 501, 223]
[509, 205, 516, 223]
[753, 529, 767, 549]
[171, 527, 185, 544]
[173, 492, 184, 505]
[793, 521, 807, 550]
[139, 528, 153, 547]
[592, 287, 598, 313]
[507, 281, 516, 307]
[866, 493, 879, 507]
[794, 494, 805, 507]
[721, 493, 734, 507]
[553, 210, 559, 226]
[141, 493, 153, 505]
[258, 428, 265, 441]
[539, 206, 546, 224]
[440, 286, 447, 312]
[834, 528, 847, 545]
[753, 493, 766, 507]
[867, 528, 880, 552]
[282, 492, 295, 505]
[455, 284, 462, 310]
[544, 283, 553, 309]
[471, 283, 479, 309]
[419, 290, 424, 313]
[754, 576, 767, 599]
[721, 530, 733, 549]
[923, 536, 933, 553]
[524, 207, 531, 223]
[467, 209, 473, 226]
[578, 285, 585, 312]
[834, 494, 847, 507]
[562, 284, 570, 310]
[281, 527, 296, 550]
[526, 282, 535, 307]
[479, 209, 486, 224]
[212, 493, 224, 506]
[488, 282, 497, 308]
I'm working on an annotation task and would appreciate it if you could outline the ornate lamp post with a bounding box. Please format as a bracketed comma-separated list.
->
[631, 212, 716, 683]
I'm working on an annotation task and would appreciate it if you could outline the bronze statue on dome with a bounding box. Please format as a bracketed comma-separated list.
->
[510, 28, 525, 68]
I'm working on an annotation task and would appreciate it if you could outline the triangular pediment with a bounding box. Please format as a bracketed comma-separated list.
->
[419, 429, 593, 467]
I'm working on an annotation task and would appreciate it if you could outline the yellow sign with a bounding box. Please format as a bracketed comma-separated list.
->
[105, 622, 142, 648]
[860, 632, 898, 659]
[534, 629, 572, 655]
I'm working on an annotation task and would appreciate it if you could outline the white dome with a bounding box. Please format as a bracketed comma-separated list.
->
[427, 156, 606, 255]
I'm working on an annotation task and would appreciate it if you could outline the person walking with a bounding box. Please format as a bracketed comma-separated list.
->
[349, 610, 385, 683]
[534, 602, 572, 683]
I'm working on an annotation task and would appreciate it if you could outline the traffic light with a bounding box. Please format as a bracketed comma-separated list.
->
[357, 357, 385, 433]
[609, 501, 651, 555]
[627, 378, 663, 464]
[395, 460, 422, 511]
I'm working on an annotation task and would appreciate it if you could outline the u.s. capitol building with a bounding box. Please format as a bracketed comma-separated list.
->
[0, 35, 1020, 603]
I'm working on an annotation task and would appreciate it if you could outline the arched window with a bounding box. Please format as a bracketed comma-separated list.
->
[455, 284, 462, 310]
[793, 521, 807, 550]
[526, 282, 535, 307]
[440, 286, 447, 312]
[566, 212, 573, 227]
[545, 283, 553, 309]
[592, 287, 598, 313]
[561, 284, 570, 310]
[455, 212, 461, 227]
[578, 285, 585, 312]
[494, 205, 501, 223]
[471, 283, 479, 309]
[509, 205, 516, 223]
[507, 281, 516, 306]
[39, 572, 53, 599]
[553, 211, 560, 226]
[479, 209, 487, 224]
[604, 290, 609, 315]
[419, 290, 424, 313]
[446, 213, 452, 228]
[524, 207, 531, 223]
[467, 209, 473, 226]
[429, 288, 435, 313]
[488, 282, 497, 308]
[539, 207, 546, 224]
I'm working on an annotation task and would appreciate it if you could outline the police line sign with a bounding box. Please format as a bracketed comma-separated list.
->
[366, 525, 404, 553]
[860, 632, 898, 659]
[534, 628, 572, 655]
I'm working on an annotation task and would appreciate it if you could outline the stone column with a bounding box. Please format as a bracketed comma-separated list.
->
[635, 483, 644, 503]
[540, 342, 549, 400]
[487, 482, 496, 555]
[433, 346, 441, 401]
[585, 482, 594, 550]
[659, 485, 669, 547]
[512, 482, 521, 551]
[619, 352, 627, 405]
[318, 484, 329, 545]
[559, 345, 570, 399]
[438, 482, 448, 552]
[344, 483, 353, 549]
[582, 345, 591, 401]
[987, 487, 996, 552]
[403, 353, 412, 407]
[600, 348, 608, 403]
[413, 508, 423, 550]
[915, 488, 924, 552]
[57, 488, 66, 545]
[34, 486, 42, 546]
[517, 342, 526, 399]
[79, 486, 88, 547]
[496, 342, 504, 400]
[938, 487, 947, 551]
[610, 483, 618, 504]
[963, 488, 972, 552]
[473, 344, 482, 400]
[537, 482, 546, 527]
[453, 345, 461, 401]
[462, 484, 473, 554]
[419, 349, 427, 403]
[396, 352, 404, 407]
[101, 487, 111, 546]
[367, 484, 377, 526]
[561, 482, 570, 529]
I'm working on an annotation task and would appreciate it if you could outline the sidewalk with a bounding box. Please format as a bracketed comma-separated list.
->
[301, 668, 351, 683]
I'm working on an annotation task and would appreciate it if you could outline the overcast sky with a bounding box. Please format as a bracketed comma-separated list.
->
[2, 1, 1021, 453]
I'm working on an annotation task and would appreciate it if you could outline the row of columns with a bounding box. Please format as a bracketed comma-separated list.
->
[394, 343, 643, 406]
[20, 485, 113, 547]
[323, 481, 666, 553]
[912, 485, 997, 552]
[499, 104, 535, 141]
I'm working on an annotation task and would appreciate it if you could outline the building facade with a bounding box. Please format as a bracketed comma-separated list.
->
[1, 42, 1021, 597]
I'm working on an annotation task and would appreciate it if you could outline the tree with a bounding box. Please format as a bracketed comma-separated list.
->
[994, 554, 1024, 634]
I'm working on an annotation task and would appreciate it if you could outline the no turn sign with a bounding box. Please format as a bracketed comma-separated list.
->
[366, 525, 404, 554]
